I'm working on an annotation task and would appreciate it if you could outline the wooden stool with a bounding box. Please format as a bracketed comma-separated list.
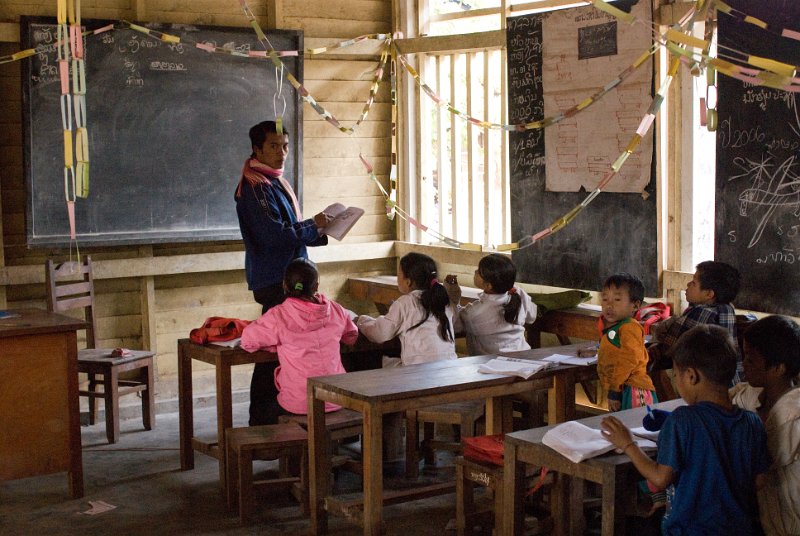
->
[405, 400, 485, 478]
[225, 423, 309, 523]
[456, 456, 551, 536]
[278, 407, 363, 441]
[78, 349, 155, 444]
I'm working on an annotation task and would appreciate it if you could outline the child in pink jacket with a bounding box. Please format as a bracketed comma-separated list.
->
[241, 258, 358, 423]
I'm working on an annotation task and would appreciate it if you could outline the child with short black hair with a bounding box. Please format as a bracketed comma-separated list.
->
[649, 260, 743, 385]
[445, 253, 537, 355]
[602, 324, 770, 535]
[731, 315, 800, 535]
[240, 258, 358, 423]
[597, 272, 656, 411]
[357, 252, 456, 366]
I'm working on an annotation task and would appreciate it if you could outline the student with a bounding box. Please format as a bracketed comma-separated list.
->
[597, 273, 656, 411]
[730, 315, 800, 536]
[601, 325, 770, 536]
[444, 253, 537, 355]
[649, 260, 742, 386]
[240, 258, 358, 423]
[357, 252, 456, 366]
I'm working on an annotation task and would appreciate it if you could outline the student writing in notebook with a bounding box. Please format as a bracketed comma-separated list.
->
[356, 252, 456, 366]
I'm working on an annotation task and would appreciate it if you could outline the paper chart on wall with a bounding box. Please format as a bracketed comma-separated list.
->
[542, 0, 653, 193]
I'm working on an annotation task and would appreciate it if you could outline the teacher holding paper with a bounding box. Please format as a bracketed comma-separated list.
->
[235, 120, 331, 425]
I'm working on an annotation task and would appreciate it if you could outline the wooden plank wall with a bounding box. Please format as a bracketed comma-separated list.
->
[0, 0, 395, 399]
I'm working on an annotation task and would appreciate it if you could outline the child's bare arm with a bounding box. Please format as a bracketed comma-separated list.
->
[601, 416, 674, 490]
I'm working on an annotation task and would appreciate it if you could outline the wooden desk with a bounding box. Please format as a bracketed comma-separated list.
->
[348, 276, 602, 347]
[502, 399, 685, 536]
[0, 308, 86, 498]
[307, 344, 597, 536]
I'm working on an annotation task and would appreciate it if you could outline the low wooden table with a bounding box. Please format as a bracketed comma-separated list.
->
[307, 344, 598, 536]
[348, 275, 602, 348]
[502, 399, 685, 536]
[0, 308, 87, 498]
[178, 339, 278, 489]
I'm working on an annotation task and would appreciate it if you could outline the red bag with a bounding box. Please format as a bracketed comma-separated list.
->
[462, 434, 504, 466]
[634, 302, 671, 335]
[190, 316, 251, 344]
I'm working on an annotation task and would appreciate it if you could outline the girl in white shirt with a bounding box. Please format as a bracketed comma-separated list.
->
[357, 252, 457, 366]
[449, 253, 537, 356]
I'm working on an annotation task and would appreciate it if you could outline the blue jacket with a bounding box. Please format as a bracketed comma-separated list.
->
[235, 177, 326, 291]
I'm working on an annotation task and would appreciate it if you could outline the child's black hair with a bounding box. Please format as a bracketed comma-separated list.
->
[478, 253, 522, 324]
[284, 258, 318, 300]
[399, 252, 453, 342]
[602, 272, 644, 303]
[669, 324, 738, 386]
[695, 261, 740, 304]
[743, 315, 800, 379]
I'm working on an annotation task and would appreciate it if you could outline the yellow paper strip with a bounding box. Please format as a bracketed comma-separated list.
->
[11, 49, 36, 61]
[625, 135, 642, 154]
[632, 49, 651, 69]
[76, 162, 89, 198]
[128, 23, 151, 35]
[458, 242, 483, 252]
[592, 0, 635, 23]
[748, 55, 797, 78]
[576, 97, 593, 111]
[611, 152, 630, 171]
[497, 243, 518, 252]
[744, 15, 767, 30]
[63, 131, 74, 168]
[161, 33, 180, 43]
[666, 28, 707, 50]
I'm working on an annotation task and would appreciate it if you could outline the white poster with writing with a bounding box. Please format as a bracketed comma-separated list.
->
[542, 1, 653, 193]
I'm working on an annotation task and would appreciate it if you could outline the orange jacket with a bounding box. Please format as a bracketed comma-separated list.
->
[597, 318, 655, 397]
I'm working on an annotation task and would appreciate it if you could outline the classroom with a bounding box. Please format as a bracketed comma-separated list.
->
[1, 0, 798, 534]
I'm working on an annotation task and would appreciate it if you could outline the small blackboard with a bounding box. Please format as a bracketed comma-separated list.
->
[506, 8, 657, 295]
[578, 21, 617, 60]
[714, 1, 800, 315]
[22, 17, 302, 246]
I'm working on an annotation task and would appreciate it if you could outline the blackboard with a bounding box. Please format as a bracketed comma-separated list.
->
[507, 6, 657, 296]
[714, 0, 800, 315]
[22, 17, 302, 246]
[578, 21, 617, 60]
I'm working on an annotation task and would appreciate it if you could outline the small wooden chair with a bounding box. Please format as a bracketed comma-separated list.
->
[46, 256, 155, 444]
[405, 400, 485, 478]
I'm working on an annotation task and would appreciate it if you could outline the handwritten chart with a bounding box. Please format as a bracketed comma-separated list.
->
[715, 1, 800, 315]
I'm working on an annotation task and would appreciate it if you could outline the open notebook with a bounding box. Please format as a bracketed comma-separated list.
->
[478, 356, 557, 379]
[542, 421, 657, 463]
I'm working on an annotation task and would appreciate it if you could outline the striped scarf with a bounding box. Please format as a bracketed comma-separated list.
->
[235, 157, 302, 219]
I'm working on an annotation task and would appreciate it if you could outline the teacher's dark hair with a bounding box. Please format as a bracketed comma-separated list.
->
[249, 120, 290, 156]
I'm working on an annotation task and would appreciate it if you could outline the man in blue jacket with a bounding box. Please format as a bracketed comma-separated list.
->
[235, 120, 330, 425]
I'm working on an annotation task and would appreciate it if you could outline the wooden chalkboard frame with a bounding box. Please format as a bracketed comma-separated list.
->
[506, 5, 658, 296]
[21, 16, 303, 247]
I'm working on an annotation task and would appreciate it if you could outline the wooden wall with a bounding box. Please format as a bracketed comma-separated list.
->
[0, 0, 395, 402]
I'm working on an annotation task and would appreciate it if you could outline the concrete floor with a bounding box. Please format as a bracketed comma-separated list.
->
[0, 401, 462, 536]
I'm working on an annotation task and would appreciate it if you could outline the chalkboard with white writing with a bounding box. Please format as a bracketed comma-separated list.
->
[507, 7, 657, 296]
[714, 1, 800, 314]
[22, 17, 302, 246]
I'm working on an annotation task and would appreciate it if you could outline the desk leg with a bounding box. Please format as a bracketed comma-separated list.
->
[485, 396, 513, 435]
[550, 372, 576, 424]
[501, 441, 525, 536]
[308, 392, 330, 535]
[362, 405, 384, 536]
[178, 342, 194, 470]
[66, 332, 84, 498]
[216, 359, 233, 490]
[601, 469, 625, 536]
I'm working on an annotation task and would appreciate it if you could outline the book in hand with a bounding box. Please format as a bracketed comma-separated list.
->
[321, 203, 365, 241]
[542, 421, 657, 463]
[477, 356, 557, 379]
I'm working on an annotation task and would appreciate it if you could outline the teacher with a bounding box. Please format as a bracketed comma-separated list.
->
[235, 120, 331, 426]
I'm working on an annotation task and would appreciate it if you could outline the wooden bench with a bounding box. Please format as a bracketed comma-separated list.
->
[225, 423, 309, 523]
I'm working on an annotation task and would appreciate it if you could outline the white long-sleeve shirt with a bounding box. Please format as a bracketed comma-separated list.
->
[356, 290, 457, 365]
[454, 287, 537, 356]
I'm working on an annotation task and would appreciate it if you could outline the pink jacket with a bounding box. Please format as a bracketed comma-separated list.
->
[241, 294, 358, 414]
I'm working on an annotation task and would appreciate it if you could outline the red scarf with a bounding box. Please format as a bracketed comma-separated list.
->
[236, 158, 302, 219]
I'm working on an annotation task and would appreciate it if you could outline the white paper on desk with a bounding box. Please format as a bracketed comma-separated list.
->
[211, 338, 241, 348]
[630, 426, 660, 442]
[542, 353, 598, 366]
[478, 357, 556, 379]
[543, 421, 656, 463]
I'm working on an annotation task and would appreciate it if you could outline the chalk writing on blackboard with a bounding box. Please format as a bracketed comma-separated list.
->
[578, 22, 617, 60]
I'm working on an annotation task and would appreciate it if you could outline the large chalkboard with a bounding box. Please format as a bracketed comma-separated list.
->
[507, 7, 657, 295]
[22, 17, 302, 246]
[715, 1, 800, 315]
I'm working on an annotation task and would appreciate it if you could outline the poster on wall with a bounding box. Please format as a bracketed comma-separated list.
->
[541, 0, 653, 193]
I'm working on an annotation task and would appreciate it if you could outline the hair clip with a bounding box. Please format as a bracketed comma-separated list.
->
[430, 278, 440, 288]
[508, 287, 518, 295]
[294, 282, 304, 291]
